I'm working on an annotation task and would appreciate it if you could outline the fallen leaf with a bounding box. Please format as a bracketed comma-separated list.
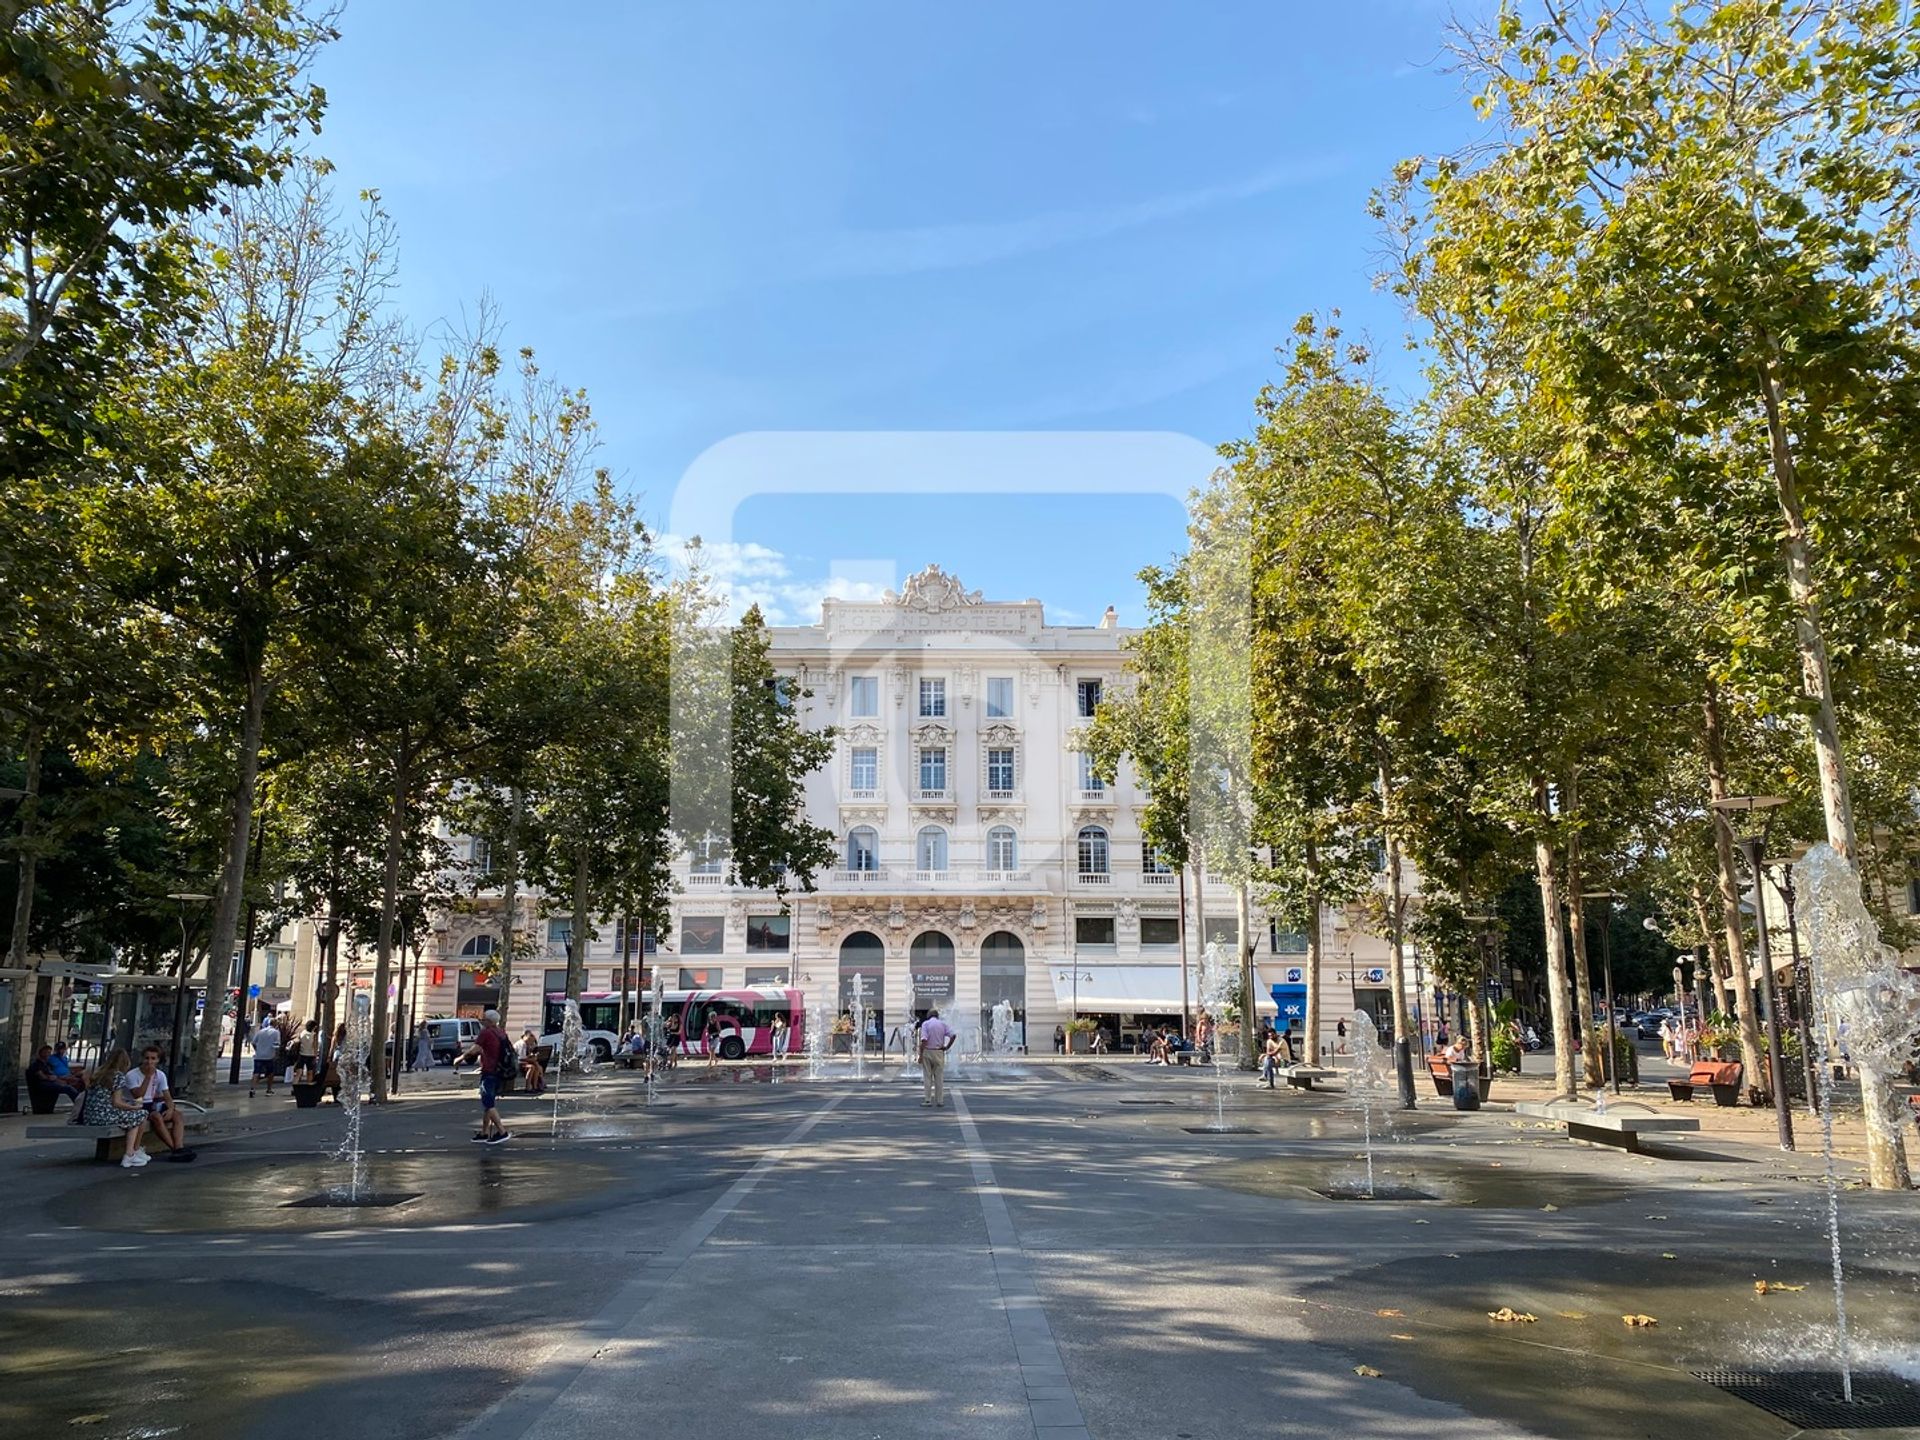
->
[1488, 1307, 1538, 1323]
[1753, 1280, 1808, 1295]
[1557, 1311, 1588, 1320]
[1390, 1333, 1416, 1341]
[1354, 1365, 1383, 1378]
[1541, 1203, 1560, 1212]
[1622, 1314, 1659, 1328]
[1375, 1308, 1405, 1317]
[1661, 1252, 1677, 1260]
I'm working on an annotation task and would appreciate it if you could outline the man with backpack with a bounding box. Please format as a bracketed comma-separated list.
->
[459, 1010, 514, 1145]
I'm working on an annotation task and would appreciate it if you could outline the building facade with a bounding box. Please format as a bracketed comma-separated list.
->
[355, 566, 1422, 1058]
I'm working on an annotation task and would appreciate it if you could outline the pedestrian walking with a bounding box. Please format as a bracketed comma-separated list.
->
[1261, 1029, 1282, 1088]
[1336, 1018, 1348, 1055]
[919, 1007, 956, 1108]
[703, 1011, 723, 1069]
[771, 1012, 789, 1061]
[411, 1022, 435, 1072]
[457, 1009, 514, 1144]
[1053, 1023, 1065, 1055]
[249, 1019, 282, 1098]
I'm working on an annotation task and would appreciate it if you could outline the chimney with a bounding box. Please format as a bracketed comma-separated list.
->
[1099, 606, 1117, 629]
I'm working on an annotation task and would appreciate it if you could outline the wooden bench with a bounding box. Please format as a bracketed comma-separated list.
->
[1282, 1065, 1338, 1091]
[1514, 1101, 1700, 1154]
[1667, 1062, 1743, 1106]
[1428, 1054, 1455, 1096]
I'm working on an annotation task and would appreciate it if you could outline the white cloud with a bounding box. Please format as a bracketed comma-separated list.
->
[654, 533, 891, 625]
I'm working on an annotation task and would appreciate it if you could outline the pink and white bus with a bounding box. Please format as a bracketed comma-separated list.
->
[543, 987, 804, 1061]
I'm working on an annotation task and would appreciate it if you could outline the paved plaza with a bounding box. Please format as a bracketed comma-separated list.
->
[2, 1057, 1917, 1440]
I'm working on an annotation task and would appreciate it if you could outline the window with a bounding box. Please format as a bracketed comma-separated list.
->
[987, 748, 1015, 794]
[1203, 917, 1238, 947]
[547, 916, 573, 950]
[1368, 839, 1388, 873]
[1077, 751, 1105, 794]
[850, 746, 878, 791]
[690, 837, 724, 874]
[1909, 874, 1920, 915]
[850, 675, 878, 716]
[459, 934, 498, 958]
[678, 967, 718, 990]
[1141, 917, 1180, 946]
[745, 914, 790, 952]
[1269, 923, 1309, 954]
[847, 826, 879, 872]
[986, 825, 1017, 871]
[614, 916, 658, 954]
[745, 965, 790, 987]
[1141, 843, 1172, 874]
[919, 677, 946, 717]
[917, 826, 948, 872]
[264, 945, 293, 986]
[1075, 915, 1116, 947]
[772, 675, 794, 709]
[469, 836, 493, 874]
[1077, 678, 1102, 718]
[681, 916, 725, 954]
[919, 746, 947, 793]
[1077, 825, 1110, 875]
[543, 967, 567, 996]
[986, 676, 1014, 717]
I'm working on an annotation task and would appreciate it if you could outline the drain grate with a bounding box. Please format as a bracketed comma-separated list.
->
[284, 1191, 422, 1209]
[1119, 1099, 1175, 1105]
[1182, 1125, 1257, 1134]
[1694, 1369, 1920, 1430]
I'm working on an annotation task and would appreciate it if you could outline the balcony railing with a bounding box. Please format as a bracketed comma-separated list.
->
[820, 864, 1038, 888]
[844, 788, 879, 801]
[1141, 871, 1177, 886]
[1075, 870, 1112, 885]
[985, 788, 1017, 801]
[913, 788, 949, 802]
[830, 867, 891, 885]
[1075, 788, 1108, 803]
[686, 872, 727, 887]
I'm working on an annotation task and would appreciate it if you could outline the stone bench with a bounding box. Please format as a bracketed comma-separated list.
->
[1514, 1100, 1699, 1154]
[1281, 1065, 1338, 1091]
[25, 1115, 210, 1162]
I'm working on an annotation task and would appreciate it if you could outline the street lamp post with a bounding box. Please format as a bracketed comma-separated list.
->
[1711, 794, 1794, 1151]
[390, 890, 424, 1097]
[1767, 859, 1822, 1117]
[1585, 891, 1624, 1094]
[165, 891, 213, 1079]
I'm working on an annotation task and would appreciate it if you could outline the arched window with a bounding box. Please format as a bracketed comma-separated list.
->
[980, 931, 1027, 1034]
[1077, 825, 1110, 875]
[909, 931, 955, 1015]
[916, 825, 948, 872]
[459, 933, 498, 958]
[838, 931, 885, 1033]
[847, 826, 879, 872]
[986, 825, 1017, 871]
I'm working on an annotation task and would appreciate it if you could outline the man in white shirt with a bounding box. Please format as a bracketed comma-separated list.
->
[249, 1019, 283, 1097]
[918, 1009, 956, 1109]
[120, 1046, 192, 1159]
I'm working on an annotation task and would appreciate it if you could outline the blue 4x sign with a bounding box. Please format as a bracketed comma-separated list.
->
[1270, 984, 1307, 1023]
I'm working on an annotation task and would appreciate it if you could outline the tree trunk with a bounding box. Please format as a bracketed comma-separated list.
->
[366, 738, 411, 1102]
[1702, 681, 1768, 1079]
[1378, 751, 1416, 1109]
[190, 662, 268, 1098]
[1236, 880, 1256, 1071]
[1532, 774, 1579, 1098]
[1562, 777, 1601, 1086]
[568, 844, 589, 1002]
[1757, 352, 1907, 1190]
[1303, 840, 1322, 1067]
[1, 721, 46, 1112]
[496, 786, 524, 1028]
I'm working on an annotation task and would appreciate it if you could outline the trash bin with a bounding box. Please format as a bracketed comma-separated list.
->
[1450, 1062, 1481, 1111]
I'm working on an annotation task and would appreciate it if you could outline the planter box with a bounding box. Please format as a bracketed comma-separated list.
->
[1067, 1032, 1092, 1054]
[290, 1082, 324, 1109]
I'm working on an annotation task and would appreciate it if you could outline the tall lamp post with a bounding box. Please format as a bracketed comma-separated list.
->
[389, 890, 424, 1097]
[165, 891, 213, 1079]
[1584, 890, 1625, 1094]
[1711, 794, 1794, 1151]
[1766, 858, 1822, 1116]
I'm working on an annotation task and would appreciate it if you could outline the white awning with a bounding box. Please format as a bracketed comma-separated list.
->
[1048, 965, 1280, 1014]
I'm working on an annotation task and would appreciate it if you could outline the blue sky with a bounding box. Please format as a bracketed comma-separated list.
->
[311, 1, 1481, 624]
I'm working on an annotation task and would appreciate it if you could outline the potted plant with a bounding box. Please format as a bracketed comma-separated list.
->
[831, 1015, 853, 1054]
[1064, 1017, 1098, 1054]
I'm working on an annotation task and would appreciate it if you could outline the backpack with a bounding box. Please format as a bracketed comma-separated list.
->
[491, 1032, 518, 1082]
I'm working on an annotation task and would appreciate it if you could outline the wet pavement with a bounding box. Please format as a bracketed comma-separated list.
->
[0, 1058, 1915, 1438]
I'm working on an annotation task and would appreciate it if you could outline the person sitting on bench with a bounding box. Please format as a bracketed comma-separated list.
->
[48, 1041, 88, 1090]
[121, 1046, 194, 1160]
[78, 1049, 151, 1168]
[26, 1045, 81, 1107]
[519, 1029, 547, 1094]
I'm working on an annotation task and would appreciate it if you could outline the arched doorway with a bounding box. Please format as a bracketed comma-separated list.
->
[909, 931, 955, 1025]
[839, 931, 885, 1053]
[979, 931, 1026, 1050]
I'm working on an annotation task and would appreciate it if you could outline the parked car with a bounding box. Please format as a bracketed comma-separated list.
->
[424, 1018, 482, 1064]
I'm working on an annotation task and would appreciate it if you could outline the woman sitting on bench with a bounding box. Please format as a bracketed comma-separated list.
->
[78, 1048, 150, 1168]
[519, 1029, 546, 1094]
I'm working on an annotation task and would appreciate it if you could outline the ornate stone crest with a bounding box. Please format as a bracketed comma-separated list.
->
[886, 563, 983, 612]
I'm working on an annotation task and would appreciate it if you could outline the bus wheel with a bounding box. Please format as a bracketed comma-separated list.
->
[720, 1037, 746, 1061]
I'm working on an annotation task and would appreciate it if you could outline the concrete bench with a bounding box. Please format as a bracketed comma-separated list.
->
[1514, 1101, 1700, 1154]
[1282, 1065, 1338, 1091]
[24, 1117, 209, 1162]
